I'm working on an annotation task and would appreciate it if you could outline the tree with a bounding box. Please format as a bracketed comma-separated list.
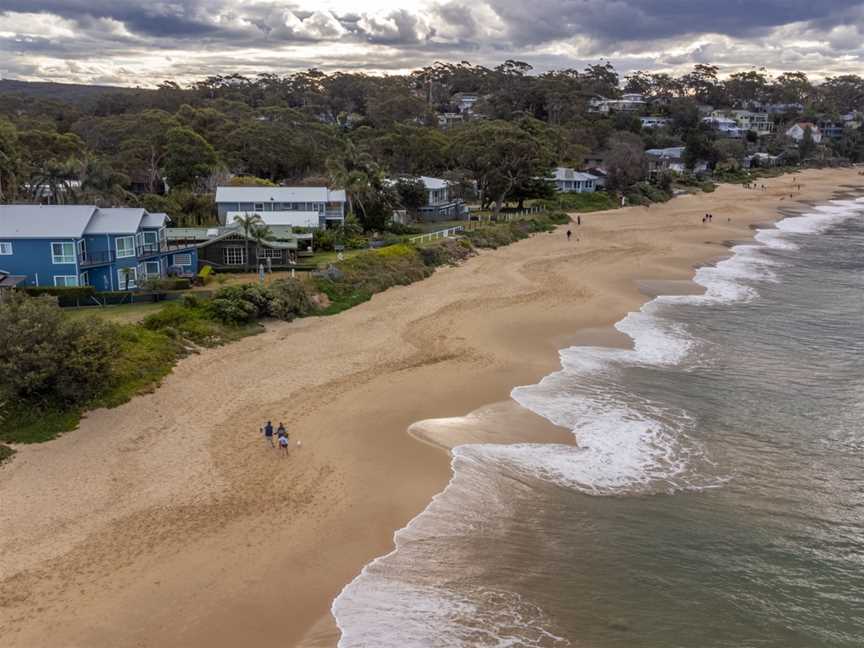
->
[450, 120, 552, 213]
[394, 177, 426, 213]
[251, 223, 275, 267]
[683, 127, 719, 170]
[799, 126, 816, 159]
[163, 127, 220, 189]
[0, 294, 114, 405]
[0, 118, 19, 201]
[233, 213, 263, 272]
[605, 133, 646, 190]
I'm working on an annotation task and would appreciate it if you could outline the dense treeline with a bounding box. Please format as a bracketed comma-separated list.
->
[1, 61, 863, 227]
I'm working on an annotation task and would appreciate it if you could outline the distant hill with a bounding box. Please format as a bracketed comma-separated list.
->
[0, 79, 152, 104]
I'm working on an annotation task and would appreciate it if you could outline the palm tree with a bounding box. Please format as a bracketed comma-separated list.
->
[326, 140, 376, 219]
[251, 223, 275, 269]
[233, 213, 263, 272]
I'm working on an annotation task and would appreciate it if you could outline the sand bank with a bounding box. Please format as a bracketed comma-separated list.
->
[1, 167, 861, 647]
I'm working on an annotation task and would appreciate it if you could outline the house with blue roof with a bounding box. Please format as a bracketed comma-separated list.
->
[0, 205, 198, 291]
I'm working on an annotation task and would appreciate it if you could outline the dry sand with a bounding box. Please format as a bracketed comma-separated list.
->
[1, 167, 862, 647]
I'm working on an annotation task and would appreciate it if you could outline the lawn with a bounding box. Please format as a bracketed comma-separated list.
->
[63, 300, 170, 324]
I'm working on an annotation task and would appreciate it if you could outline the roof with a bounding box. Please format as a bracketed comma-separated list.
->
[215, 186, 347, 204]
[419, 176, 448, 190]
[84, 208, 146, 235]
[0, 272, 26, 288]
[551, 167, 598, 182]
[141, 212, 170, 228]
[645, 147, 685, 158]
[195, 229, 299, 250]
[0, 204, 97, 238]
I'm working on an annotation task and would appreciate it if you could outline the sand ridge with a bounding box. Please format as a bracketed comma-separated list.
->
[1, 167, 862, 647]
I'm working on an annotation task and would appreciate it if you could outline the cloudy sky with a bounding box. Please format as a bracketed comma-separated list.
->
[1, 1, 863, 86]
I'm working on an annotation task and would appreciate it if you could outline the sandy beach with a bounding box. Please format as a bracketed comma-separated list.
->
[1, 167, 861, 647]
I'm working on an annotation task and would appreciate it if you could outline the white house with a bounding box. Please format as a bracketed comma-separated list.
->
[589, 93, 647, 114]
[730, 110, 774, 135]
[417, 176, 466, 221]
[702, 116, 745, 138]
[452, 92, 480, 115]
[550, 167, 598, 193]
[214, 186, 347, 228]
[785, 123, 822, 144]
[640, 116, 671, 129]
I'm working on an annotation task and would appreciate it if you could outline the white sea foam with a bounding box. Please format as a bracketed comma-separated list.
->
[331, 197, 864, 646]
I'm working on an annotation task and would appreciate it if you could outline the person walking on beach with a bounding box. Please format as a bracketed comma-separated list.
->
[263, 421, 274, 447]
[566, 229, 572, 241]
[278, 432, 289, 456]
[577, 215, 581, 226]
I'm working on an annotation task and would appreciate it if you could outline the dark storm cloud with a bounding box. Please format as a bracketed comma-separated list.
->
[461, 0, 864, 45]
[0, 0, 224, 37]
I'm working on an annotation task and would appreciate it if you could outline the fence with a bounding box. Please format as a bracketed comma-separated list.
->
[408, 225, 465, 245]
[468, 205, 547, 224]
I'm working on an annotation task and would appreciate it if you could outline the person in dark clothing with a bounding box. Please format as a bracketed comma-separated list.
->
[264, 421, 274, 447]
[577, 215, 581, 226]
[566, 229, 572, 240]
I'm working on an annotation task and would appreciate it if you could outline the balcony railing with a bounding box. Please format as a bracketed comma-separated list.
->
[136, 242, 167, 257]
[79, 250, 114, 267]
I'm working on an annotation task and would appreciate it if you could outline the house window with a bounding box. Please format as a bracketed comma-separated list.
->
[173, 253, 192, 267]
[254, 203, 264, 211]
[260, 248, 282, 259]
[223, 247, 246, 265]
[0, 242, 12, 255]
[117, 267, 138, 289]
[53, 275, 79, 287]
[116, 236, 135, 258]
[51, 241, 76, 264]
[143, 231, 159, 245]
[79, 271, 89, 286]
[144, 261, 161, 277]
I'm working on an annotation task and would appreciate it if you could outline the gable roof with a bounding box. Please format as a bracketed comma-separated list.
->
[141, 212, 170, 228]
[419, 176, 448, 190]
[215, 186, 346, 204]
[0, 204, 97, 238]
[551, 167, 598, 182]
[645, 146, 686, 158]
[84, 208, 146, 235]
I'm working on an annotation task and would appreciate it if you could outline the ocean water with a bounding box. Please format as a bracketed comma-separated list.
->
[332, 198, 864, 647]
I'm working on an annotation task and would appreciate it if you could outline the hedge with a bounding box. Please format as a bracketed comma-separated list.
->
[23, 286, 96, 299]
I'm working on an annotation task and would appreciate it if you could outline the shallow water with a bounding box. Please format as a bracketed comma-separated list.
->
[333, 198, 864, 647]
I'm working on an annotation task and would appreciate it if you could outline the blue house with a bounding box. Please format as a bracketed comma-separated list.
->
[0, 205, 198, 290]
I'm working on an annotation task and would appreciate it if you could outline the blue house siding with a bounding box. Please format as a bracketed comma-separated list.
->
[0, 238, 79, 287]
[2, 207, 198, 290]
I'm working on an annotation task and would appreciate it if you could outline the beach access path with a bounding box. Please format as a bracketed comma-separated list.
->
[1, 167, 861, 647]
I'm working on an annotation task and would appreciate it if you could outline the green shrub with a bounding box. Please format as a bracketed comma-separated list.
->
[418, 238, 476, 267]
[22, 286, 96, 300]
[0, 443, 14, 463]
[541, 191, 617, 212]
[208, 285, 272, 324]
[0, 294, 115, 406]
[141, 277, 192, 291]
[313, 244, 433, 311]
[267, 278, 315, 321]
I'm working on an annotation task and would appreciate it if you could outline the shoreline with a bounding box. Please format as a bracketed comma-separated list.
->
[1, 168, 862, 648]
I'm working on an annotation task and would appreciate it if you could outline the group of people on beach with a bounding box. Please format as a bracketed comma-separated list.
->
[702, 213, 715, 224]
[261, 420, 293, 456]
